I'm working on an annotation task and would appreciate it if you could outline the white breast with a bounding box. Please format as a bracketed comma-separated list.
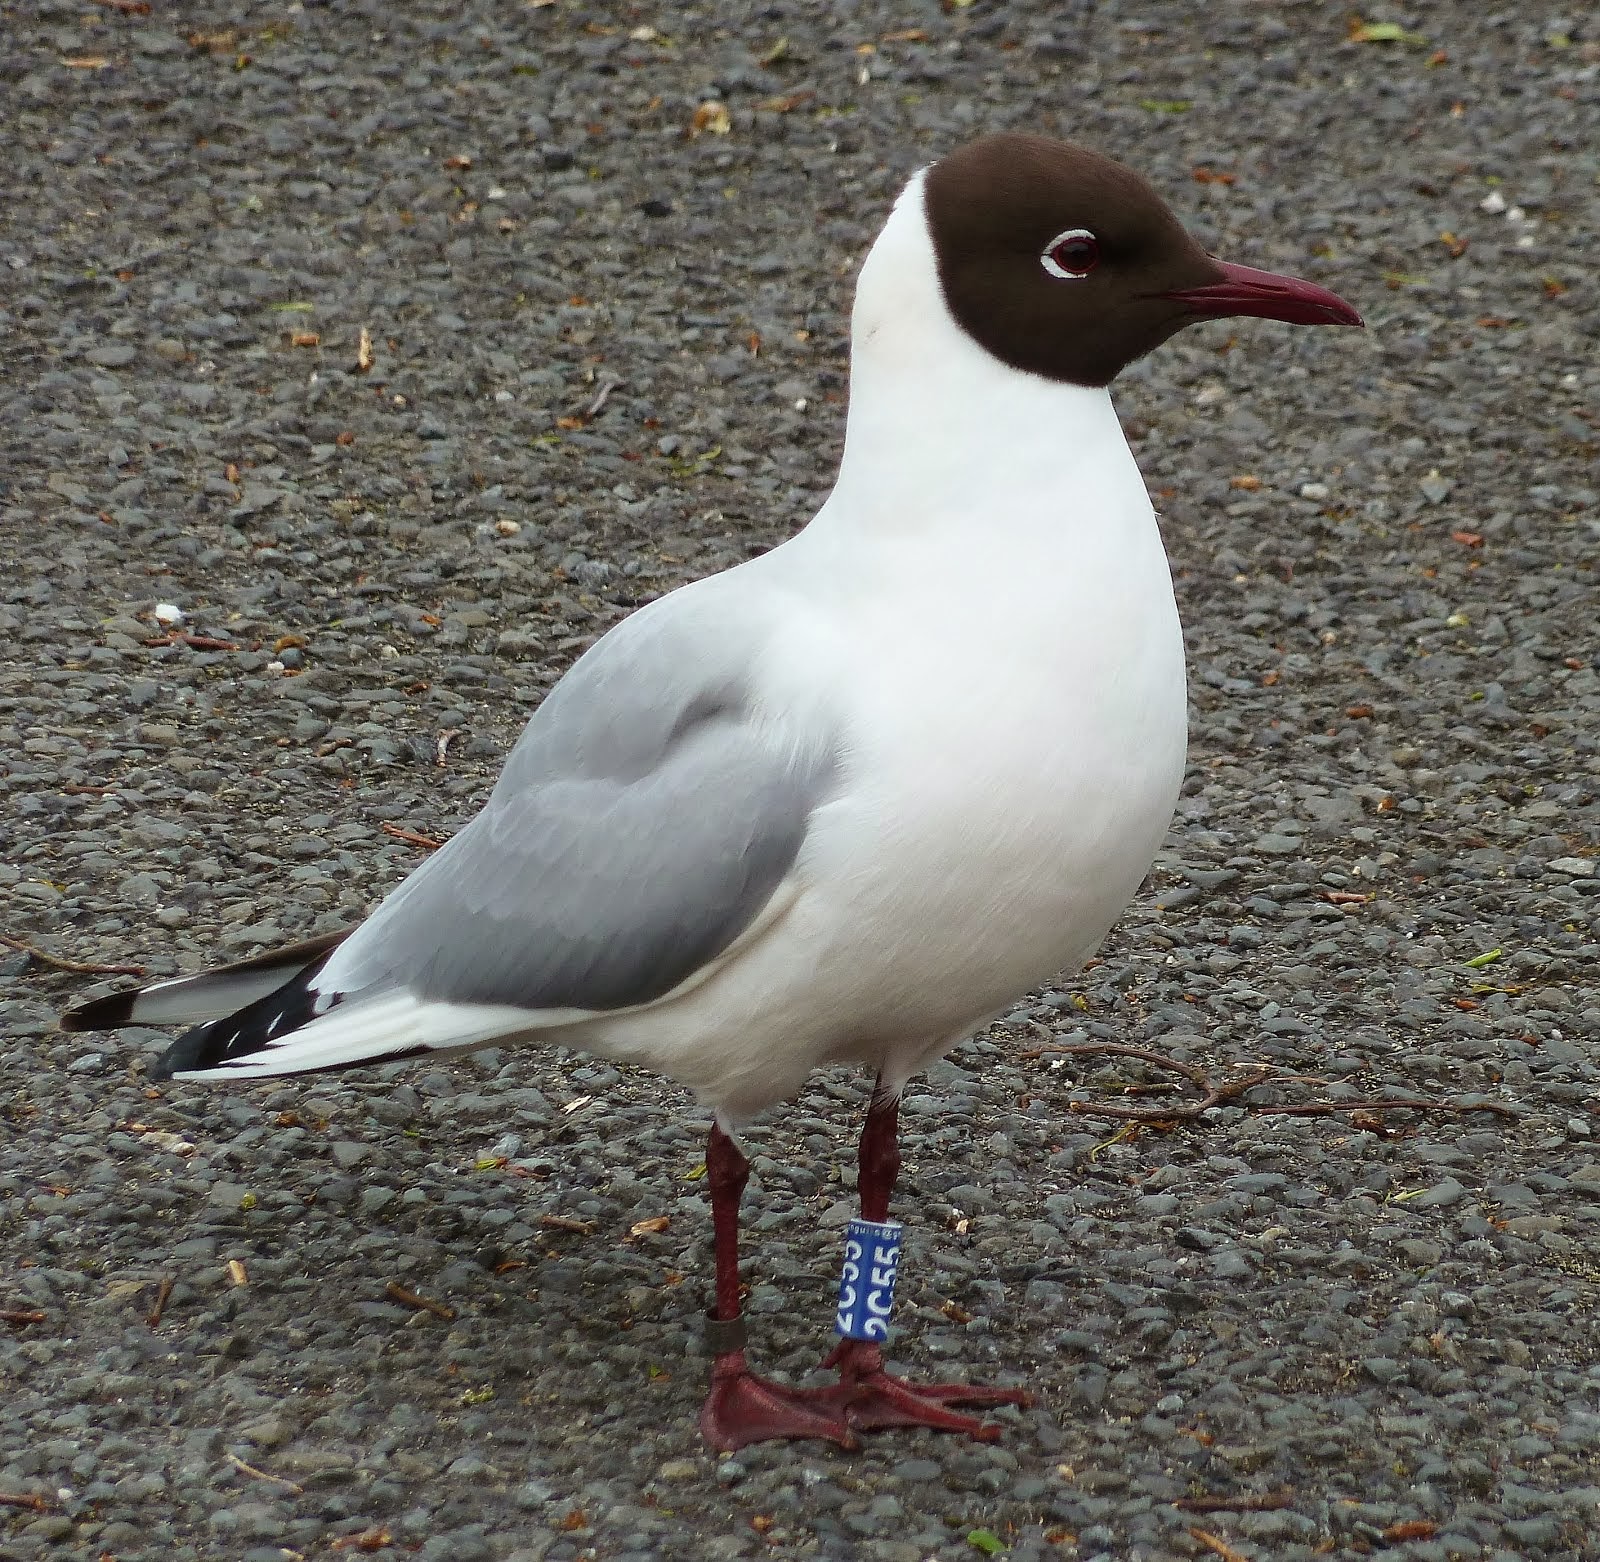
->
[792, 434, 1186, 1076]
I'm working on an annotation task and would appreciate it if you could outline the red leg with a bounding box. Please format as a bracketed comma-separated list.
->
[856, 1081, 901, 1223]
[697, 1122, 855, 1452]
[826, 1081, 1032, 1439]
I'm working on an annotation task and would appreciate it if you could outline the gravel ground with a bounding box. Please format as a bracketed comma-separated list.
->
[4, 2, 1599, 1559]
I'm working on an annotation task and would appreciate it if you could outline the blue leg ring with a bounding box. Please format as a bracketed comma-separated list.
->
[835, 1217, 902, 1341]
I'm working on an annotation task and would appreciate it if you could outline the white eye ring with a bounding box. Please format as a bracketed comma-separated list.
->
[1040, 227, 1099, 280]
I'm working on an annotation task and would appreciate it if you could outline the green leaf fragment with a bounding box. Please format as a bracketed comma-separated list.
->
[1088, 1124, 1137, 1162]
[1352, 21, 1428, 45]
[269, 301, 316, 313]
[1140, 98, 1192, 113]
[1464, 948, 1503, 969]
[968, 1531, 1007, 1557]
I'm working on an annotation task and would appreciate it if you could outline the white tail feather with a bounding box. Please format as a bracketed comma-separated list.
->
[171, 992, 564, 1080]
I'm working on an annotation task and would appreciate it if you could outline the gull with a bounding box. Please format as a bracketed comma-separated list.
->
[65, 133, 1361, 1450]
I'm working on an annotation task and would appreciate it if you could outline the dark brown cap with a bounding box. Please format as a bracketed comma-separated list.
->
[924, 133, 1361, 388]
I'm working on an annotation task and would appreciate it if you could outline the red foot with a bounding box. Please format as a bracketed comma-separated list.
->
[699, 1350, 857, 1452]
[824, 1339, 1032, 1440]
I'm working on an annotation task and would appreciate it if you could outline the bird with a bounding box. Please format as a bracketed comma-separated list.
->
[63, 132, 1361, 1452]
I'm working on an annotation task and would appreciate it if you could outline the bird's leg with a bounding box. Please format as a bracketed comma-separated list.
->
[697, 1121, 855, 1451]
[823, 1079, 1032, 1439]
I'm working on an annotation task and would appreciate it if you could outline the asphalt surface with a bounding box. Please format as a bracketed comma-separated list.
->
[3, 2, 1599, 1560]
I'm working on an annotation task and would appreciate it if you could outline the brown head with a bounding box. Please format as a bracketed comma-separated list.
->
[923, 133, 1361, 388]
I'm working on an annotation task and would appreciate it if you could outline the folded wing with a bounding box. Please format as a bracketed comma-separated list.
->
[65, 593, 839, 1081]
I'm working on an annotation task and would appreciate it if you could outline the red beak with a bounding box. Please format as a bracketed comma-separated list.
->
[1162, 261, 1363, 327]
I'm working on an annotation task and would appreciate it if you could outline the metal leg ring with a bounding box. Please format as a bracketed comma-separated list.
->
[704, 1308, 748, 1355]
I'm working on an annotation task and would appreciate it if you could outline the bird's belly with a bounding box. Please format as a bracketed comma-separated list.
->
[811, 664, 1186, 1042]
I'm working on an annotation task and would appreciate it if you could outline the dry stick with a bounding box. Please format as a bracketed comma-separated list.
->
[1018, 1041, 1270, 1120]
[1175, 1492, 1297, 1514]
[380, 822, 444, 851]
[0, 934, 147, 978]
[224, 1451, 304, 1495]
[146, 1273, 175, 1328]
[1187, 1530, 1250, 1562]
[385, 1281, 456, 1321]
[538, 1213, 597, 1236]
[0, 1309, 46, 1326]
[1017, 1038, 1518, 1123]
[141, 632, 240, 651]
[1266, 1097, 1516, 1120]
[584, 375, 624, 418]
[0, 1492, 55, 1512]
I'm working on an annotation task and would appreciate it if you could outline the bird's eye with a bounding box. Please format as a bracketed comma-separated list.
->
[1041, 228, 1100, 280]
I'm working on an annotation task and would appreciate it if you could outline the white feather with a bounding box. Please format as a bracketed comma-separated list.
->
[172, 992, 553, 1081]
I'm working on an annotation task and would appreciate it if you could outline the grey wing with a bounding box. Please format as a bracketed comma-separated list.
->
[317, 599, 837, 1013]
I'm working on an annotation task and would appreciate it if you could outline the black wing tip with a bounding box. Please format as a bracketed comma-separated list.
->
[153, 960, 335, 1078]
[61, 931, 353, 1040]
[149, 1021, 217, 1080]
[60, 990, 140, 1033]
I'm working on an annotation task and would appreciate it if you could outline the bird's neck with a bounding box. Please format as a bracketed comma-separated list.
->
[834, 334, 1132, 524]
[824, 175, 1144, 540]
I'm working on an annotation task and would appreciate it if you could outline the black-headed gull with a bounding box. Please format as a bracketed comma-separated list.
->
[65, 133, 1361, 1451]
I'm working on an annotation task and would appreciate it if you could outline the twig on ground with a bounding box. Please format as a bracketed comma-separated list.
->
[1265, 1097, 1516, 1120]
[0, 1492, 56, 1512]
[380, 822, 444, 850]
[225, 1451, 304, 1495]
[1187, 1530, 1250, 1562]
[0, 1309, 47, 1327]
[385, 1281, 456, 1321]
[584, 375, 624, 418]
[146, 1273, 175, 1328]
[0, 934, 146, 978]
[1174, 1491, 1296, 1514]
[539, 1213, 598, 1236]
[1017, 1040, 1270, 1120]
[141, 632, 240, 651]
[1017, 1034, 1519, 1123]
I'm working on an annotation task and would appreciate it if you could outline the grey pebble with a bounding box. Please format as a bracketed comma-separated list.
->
[1409, 1177, 1467, 1209]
